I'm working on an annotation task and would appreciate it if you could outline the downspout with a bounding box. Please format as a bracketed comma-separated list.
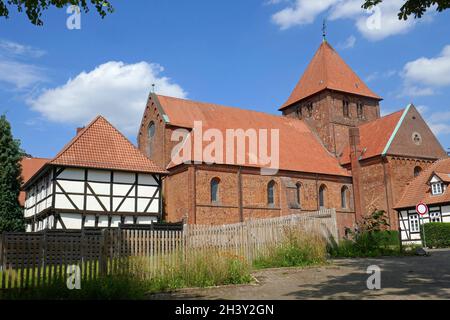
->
[237, 166, 244, 222]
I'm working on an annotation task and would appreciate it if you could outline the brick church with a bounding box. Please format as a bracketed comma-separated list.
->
[137, 40, 447, 236]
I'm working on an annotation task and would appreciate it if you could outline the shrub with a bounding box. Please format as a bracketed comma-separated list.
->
[253, 226, 328, 269]
[327, 230, 400, 258]
[422, 223, 450, 248]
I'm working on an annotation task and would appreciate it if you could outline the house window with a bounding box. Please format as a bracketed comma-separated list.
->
[343, 100, 350, 118]
[357, 102, 364, 119]
[341, 186, 349, 209]
[430, 211, 442, 223]
[211, 178, 220, 203]
[409, 214, 420, 233]
[431, 183, 443, 195]
[319, 185, 327, 208]
[414, 166, 422, 177]
[147, 121, 155, 157]
[268, 180, 276, 206]
[295, 183, 301, 206]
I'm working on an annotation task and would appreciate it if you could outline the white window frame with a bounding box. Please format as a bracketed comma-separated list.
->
[431, 182, 443, 195]
[430, 211, 442, 223]
[409, 214, 420, 233]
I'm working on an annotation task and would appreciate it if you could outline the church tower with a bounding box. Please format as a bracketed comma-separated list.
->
[280, 40, 382, 157]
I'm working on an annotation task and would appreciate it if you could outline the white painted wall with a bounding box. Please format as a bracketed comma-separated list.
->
[399, 204, 450, 245]
[24, 166, 162, 231]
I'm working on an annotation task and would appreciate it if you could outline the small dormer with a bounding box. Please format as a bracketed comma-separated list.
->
[428, 172, 450, 196]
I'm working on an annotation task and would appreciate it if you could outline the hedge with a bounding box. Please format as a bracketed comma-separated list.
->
[422, 223, 450, 248]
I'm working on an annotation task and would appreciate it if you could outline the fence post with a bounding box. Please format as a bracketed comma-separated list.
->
[99, 229, 108, 276]
[0, 233, 3, 272]
[330, 208, 339, 243]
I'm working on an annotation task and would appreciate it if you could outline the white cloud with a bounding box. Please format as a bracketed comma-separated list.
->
[0, 39, 47, 89]
[397, 85, 434, 98]
[403, 45, 450, 87]
[270, 0, 422, 41]
[271, 0, 337, 29]
[366, 69, 397, 82]
[27, 61, 187, 135]
[337, 35, 356, 49]
[0, 39, 46, 58]
[398, 44, 450, 98]
[412, 107, 450, 138]
[0, 60, 47, 89]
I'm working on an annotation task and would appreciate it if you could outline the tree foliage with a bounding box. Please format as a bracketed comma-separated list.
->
[362, 0, 450, 20]
[0, 115, 25, 232]
[0, 0, 113, 26]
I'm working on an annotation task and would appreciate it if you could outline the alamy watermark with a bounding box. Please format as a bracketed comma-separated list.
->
[66, 265, 81, 290]
[366, 265, 381, 290]
[66, 5, 81, 30]
[170, 121, 280, 176]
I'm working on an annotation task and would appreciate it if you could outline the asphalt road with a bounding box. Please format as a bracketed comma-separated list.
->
[150, 249, 450, 300]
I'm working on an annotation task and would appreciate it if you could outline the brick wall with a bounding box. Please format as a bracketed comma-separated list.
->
[282, 90, 380, 156]
[163, 165, 355, 238]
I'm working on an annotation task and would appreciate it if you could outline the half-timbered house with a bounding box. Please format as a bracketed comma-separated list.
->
[23, 116, 167, 232]
[396, 158, 450, 245]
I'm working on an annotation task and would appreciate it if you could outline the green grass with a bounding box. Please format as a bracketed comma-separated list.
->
[253, 227, 328, 269]
[0, 251, 253, 300]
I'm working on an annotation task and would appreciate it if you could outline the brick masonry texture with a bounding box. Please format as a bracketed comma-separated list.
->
[136, 43, 447, 237]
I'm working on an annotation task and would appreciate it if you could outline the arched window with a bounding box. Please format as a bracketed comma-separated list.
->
[319, 185, 327, 208]
[147, 121, 155, 157]
[357, 102, 364, 119]
[295, 182, 302, 206]
[343, 100, 350, 118]
[341, 186, 349, 209]
[211, 178, 220, 203]
[414, 166, 422, 177]
[268, 180, 276, 206]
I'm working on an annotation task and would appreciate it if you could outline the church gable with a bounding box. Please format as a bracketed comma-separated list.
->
[386, 105, 447, 160]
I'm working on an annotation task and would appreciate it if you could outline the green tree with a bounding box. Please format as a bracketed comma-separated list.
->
[0, 0, 113, 26]
[0, 115, 25, 232]
[362, 0, 450, 20]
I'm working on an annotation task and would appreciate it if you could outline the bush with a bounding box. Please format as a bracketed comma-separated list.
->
[328, 230, 400, 258]
[422, 223, 450, 248]
[253, 227, 328, 269]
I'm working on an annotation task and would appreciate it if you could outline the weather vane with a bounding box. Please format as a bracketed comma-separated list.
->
[322, 19, 327, 42]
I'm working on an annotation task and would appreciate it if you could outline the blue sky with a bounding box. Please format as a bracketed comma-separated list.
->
[0, 0, 449, 158]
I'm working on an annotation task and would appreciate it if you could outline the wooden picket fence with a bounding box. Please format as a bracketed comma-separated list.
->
[0, 209, 337, 290]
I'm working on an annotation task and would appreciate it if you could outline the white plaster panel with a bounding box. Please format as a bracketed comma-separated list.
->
[114, 172, 135, 184]
[60, 213, 82, 229]
[58, 180, 84, 193]
[138, 174, 157, 185]
[89, 182, 110, 195]
[59, 168, 84, 180]
[87, 196, 104, 211]
[55, 194, 75, 209]
[113, 184, 134, 196]
[138, 186, 158, 197]
[88, 170, 110, 182]
[137, 217, 156, 225]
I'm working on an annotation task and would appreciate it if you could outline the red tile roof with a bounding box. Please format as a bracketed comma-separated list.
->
[280, 41, 381, 111]
[19, 157, 49, 206]
[157, 95, 350, 177]
[395, 158, 450, 209]
[340, 109, 405, 164]
[49, 116, 167, 174]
